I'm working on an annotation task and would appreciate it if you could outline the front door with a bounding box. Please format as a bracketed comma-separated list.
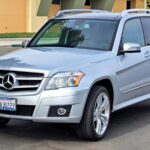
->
[117, 18, 150, 102]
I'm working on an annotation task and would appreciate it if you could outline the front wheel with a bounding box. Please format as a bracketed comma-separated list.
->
[77, 86, 111, 141]
[0, 117, 10, 127]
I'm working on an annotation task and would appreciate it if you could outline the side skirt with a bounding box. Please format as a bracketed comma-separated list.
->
[112, 93, 150, 112]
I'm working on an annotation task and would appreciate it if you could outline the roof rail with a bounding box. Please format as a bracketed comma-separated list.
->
[55, 9, 108, 17]
[121, 9, 150, 17]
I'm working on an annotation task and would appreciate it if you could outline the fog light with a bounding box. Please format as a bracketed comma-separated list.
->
[48, 105, 72, 117]
[57, 108, 67, 116]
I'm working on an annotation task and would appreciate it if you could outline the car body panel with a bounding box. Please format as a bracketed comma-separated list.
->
[0, 11, 149, 123]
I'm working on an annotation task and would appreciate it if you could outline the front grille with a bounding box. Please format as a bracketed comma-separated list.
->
[0, 70, 43, 77]
[0, 70, 44, 92]
[0, 105, 35, 116]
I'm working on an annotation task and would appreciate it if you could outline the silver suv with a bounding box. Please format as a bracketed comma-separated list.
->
[0, 9, 150, 141]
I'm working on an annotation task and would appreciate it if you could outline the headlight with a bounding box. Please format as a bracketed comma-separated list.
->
[45, 71, 85, 90]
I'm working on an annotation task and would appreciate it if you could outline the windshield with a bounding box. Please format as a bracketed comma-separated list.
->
[29, 19, 117, 51]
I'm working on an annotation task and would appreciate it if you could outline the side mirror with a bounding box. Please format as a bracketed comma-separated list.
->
[22, 39, 30, 48]
[121, 43, 141, 54]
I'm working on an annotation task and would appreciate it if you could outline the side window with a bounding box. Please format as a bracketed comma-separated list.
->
[121, 19, 145, 47]
[141, 18, 150, 46]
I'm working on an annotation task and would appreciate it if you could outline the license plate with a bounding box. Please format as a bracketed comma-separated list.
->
[0, 96, 16, 111]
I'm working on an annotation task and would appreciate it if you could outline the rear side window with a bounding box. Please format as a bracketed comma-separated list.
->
[122, 18, 145, 47]
[141, 18, 150, 46]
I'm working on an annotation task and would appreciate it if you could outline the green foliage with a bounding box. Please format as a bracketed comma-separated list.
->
[0, 33, 35, 38]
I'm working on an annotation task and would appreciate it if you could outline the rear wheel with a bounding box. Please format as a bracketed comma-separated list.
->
[0, 117, 10, 127]
[77, 86, 111, 141]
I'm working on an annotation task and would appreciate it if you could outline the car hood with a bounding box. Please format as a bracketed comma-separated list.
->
[0, 47, 113, 76]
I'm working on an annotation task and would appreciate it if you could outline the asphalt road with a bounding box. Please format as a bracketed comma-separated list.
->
[0, 47, 150, 150]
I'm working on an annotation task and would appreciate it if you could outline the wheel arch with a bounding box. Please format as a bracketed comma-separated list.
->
[83, 78, 114, 115]
[91, 79, 114, 109]
[79, 77, 115, 125]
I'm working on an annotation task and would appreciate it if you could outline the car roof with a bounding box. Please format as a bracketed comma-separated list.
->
[55, 13, 121, 21]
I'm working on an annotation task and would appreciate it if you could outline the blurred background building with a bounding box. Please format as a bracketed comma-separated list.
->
[0, 0, 148, 33]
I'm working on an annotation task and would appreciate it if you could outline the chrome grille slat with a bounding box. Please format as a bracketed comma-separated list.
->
[0, 70, 44, 92]
[16, 77, 43, 81]
[14, 85, 40, 89]
[0, 84, 40, 89]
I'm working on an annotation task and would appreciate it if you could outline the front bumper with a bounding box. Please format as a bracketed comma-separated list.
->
[0, 88, 88, 123]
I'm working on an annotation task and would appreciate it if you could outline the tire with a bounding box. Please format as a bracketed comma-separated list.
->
[77, 85, 111, 141]
[0, 117, 10, 127]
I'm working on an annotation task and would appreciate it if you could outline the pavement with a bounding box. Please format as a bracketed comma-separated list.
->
[0, 47, 150, 150]
[0, 38, 29, 47]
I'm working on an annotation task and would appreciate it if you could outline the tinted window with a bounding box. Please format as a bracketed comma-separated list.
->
[52, 0, 60, 4]
[30, 19, 118, 51]
[141, 18, 150, 46]
[127, 0, 132, 9]
[122, 18, 145, 47]
[85, 0, 91, 6]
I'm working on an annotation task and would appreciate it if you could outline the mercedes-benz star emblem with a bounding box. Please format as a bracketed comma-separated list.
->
[2, 73, 16, 90]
